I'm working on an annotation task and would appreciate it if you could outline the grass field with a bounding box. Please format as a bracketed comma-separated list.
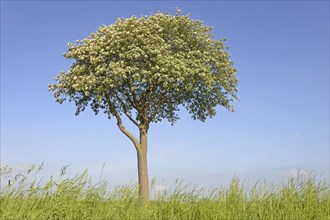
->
[1, 164, 329, 220]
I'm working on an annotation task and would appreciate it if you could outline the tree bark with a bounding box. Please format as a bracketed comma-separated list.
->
[136, 126, 149, 201]
[106, 95, 150, 201]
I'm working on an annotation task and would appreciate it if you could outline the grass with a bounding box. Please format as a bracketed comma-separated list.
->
[0, 164, 329, 220]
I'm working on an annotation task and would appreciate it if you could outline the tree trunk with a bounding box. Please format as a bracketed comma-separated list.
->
[136, 127, 149, 201]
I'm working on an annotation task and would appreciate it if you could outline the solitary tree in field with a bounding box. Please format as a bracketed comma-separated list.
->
[49, 9, 238, 201]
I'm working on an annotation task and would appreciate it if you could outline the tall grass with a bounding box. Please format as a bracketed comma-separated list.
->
[1, 164, 329, 219]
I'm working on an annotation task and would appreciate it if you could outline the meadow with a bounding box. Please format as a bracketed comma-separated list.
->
[0, 164, 329, 220]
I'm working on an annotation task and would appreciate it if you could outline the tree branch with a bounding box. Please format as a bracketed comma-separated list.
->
[142, 83, 159, 111]
[105, 94, 139, 148]
[125, 92, 138, 110]
[115, 94, 140, 127]
[117, 87, 138, 110]
[147, 92, 167, 124]
[125, 79, 140, 111]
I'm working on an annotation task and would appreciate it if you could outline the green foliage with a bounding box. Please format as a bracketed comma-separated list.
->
[49, 9, 238, 125]
[1, 165, 329, 219]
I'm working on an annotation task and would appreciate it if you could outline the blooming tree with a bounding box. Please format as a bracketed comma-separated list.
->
[49, 9, 238, 201]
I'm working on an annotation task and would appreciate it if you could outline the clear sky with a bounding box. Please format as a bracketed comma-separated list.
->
[1, 1, 329, 189]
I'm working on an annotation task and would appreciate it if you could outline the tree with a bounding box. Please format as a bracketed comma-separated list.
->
[49, 9, 238, 201]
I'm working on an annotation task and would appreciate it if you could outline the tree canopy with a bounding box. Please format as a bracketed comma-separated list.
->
[49, 10, 238, 129]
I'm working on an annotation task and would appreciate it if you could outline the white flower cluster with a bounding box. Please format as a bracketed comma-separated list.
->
[49, 10, 238, 122]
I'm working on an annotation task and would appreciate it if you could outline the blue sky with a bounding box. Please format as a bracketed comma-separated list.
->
[1, 1, 329, 188]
